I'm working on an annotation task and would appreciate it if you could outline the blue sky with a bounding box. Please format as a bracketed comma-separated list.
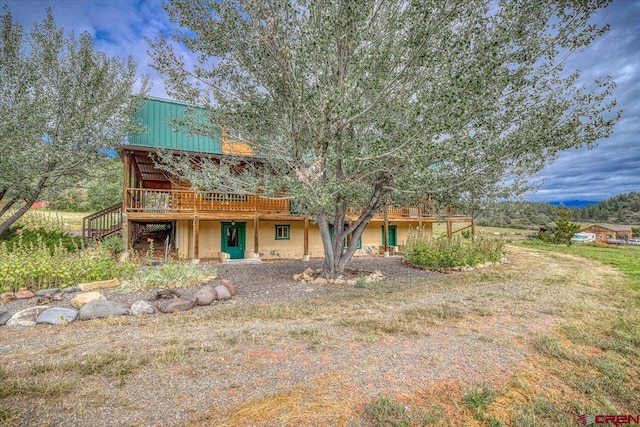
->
[5, 0, 640, 203]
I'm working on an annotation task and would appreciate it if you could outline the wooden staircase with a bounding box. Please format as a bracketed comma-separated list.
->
[82, 203, 122, 241]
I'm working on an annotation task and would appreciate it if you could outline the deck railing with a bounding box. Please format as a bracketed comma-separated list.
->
[82, 203, 122, 240]
[125, 188, 463, 218]
[125, 188, 290, 214]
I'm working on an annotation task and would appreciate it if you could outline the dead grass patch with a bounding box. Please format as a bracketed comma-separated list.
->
[191, 373, 358, 427]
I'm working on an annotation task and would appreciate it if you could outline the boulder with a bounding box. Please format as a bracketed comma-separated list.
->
[130, 300, 156, 315]
[14, 289, 35, 299]
[78, 300, 130, 320]
[36, 308, 78, 325]
[71, 291, 106, 309]
[194, 285, 217, 306]
[0, 292, 15, 304]
[312, 277, 328, 285]
[155, 297, 196, 313]
[62, 286, 82, 294]
[0, 308, 12, 326]
[6, 306, 50, 327]
[214, 285, 232, 301]
[78, 278, 120, 291]
[35, 288, 62, 297]
[220, 279, 238, 296]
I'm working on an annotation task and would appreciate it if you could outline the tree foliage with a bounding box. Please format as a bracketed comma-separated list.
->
[537, 207, 581, 245]
[0, 7, 147, 233]
[150, 0, 619, 277]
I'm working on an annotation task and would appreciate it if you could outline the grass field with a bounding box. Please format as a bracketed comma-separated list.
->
[1, 242, 639, 425]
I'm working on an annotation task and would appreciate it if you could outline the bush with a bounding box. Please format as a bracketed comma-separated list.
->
[405, 228, 504, 269]
[0, 227, 83, 254]
[0, 236, 136, 292]
[120, 262, 215, 292]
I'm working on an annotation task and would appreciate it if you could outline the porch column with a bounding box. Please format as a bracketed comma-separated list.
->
[193, 215, 200, 260]
[384, 208, 390, 257]
[121, 214, 129, 252]
[253, 214, 259, 257]
[303, 217, 310, 261]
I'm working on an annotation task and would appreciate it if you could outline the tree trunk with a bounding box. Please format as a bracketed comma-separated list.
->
[0, 176, 48, 235]
[0, 200, 35, 235]
[318, 205, 375, 279]
[0, 198, 17, 218]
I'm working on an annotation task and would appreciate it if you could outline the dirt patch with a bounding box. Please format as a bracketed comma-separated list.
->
[0, 248, 629, 426]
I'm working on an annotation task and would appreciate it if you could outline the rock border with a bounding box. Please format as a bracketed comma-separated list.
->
[0, 279, 238, 328]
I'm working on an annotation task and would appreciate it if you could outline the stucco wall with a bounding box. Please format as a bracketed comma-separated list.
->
[175, 219, 435, 260]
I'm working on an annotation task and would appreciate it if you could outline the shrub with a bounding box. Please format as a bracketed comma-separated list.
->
[405, 228, 504, 269]
[0, 227, 83, 254]
[120, 262, 216, 292]
[0, 237, 136, 292]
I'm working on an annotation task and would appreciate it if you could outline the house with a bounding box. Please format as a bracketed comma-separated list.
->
[84, 98, 473, 261]
[579, 224, 633, 242]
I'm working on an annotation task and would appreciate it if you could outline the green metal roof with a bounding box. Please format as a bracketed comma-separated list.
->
[127, 98, 222, 154]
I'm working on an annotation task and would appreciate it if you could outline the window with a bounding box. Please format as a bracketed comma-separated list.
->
[275, 224, 290, 240]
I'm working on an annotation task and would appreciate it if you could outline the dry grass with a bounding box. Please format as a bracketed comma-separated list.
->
[1, 245, 639, 426]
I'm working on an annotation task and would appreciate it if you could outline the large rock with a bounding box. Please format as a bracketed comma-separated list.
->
[14, 289, 35, 299]
[130, 300, 156, 315]
[220, 279, 238, 296]
[78, 278, 120, 291]
[62, 286, 82, 294]
[35, 288, 62, 297]
[194, 285, 217, 306]
[78, 300, 130, 320]
[0, 292, 15, 304]
[6, 306, 50, 327]
[0, 308, 12, 326]
[36, 308, 78, 325]
[155, 297, 196, 313]
[214, 285, 232, 301]
[71, 291, 106, 309]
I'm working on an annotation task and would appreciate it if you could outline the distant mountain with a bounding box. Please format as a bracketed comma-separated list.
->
[549, 200, 599, 208]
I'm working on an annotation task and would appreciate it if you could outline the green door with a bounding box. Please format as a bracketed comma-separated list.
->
[221, 222, 246, 259]
[382, 225, 397, 246]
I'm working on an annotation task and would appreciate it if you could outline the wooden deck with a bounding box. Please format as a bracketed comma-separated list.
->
[124, 188, 467, 221]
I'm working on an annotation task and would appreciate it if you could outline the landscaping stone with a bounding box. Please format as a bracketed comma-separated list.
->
[130, 300, 156, 315]
[214, 285, 231, 301]
[14, 289, 35, 299]
[35, 288, 62, 297]
[78, 300, 130, 320]
[220, 279, 237, 296]
[0, 308, 12, 326]
[71, 291, 106, 309]
[312, 277, 327, 285]
[0, 292, 15, 304]
[36, 308, 78, 325]
[62, 286, 82, 294]
[6, 306, 50, 327]
[155, 297, 196, 313]
[194, 285, 217, 306]
[78, 278, 120, 291]
[150, 289, 181, 301]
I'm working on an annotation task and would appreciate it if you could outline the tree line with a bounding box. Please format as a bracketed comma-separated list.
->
[474, 192, 640, 229]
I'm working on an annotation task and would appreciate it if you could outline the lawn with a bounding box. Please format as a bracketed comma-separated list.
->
[520, 239, 640, 289]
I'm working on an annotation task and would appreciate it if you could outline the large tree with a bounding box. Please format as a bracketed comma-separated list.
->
[0, 7, 147, 234]
[150, 0, 619, 278]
